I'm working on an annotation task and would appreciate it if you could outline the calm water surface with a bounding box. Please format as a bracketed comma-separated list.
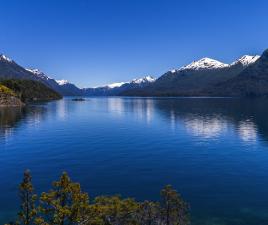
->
[1, 97, 268, 225]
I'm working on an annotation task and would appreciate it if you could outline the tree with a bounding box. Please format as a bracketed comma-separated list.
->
[8, 173, 191, 225]
[160, 185, 190, 225]
[38, 172, 90, 225]
[94, 195, 139, 225]
[137, 200, 160, 225]
[17, 170, 37, 225]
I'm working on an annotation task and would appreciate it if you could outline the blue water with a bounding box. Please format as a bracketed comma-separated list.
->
[1, 97, 268, 225]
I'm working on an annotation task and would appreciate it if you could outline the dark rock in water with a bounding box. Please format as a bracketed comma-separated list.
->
[72, 98, 86, 101]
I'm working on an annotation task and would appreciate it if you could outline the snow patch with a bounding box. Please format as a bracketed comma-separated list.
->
[230, 55, 260, 66]
[131, 76, 156, 84]
[0, 54, 12, 62]
[56, 80, 69, 86]
[179, 58, 229, 71]
[106, 82, 126, 88]
[97, 76, 156, 89]
[170, 55, 260, 73]
[26, 68, 52, 80]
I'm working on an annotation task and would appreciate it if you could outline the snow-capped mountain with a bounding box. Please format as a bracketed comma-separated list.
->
[0, 53, 156, 96]
[0, 54, 41, 81]
[98, 76, 155, 89]
[230, 55, 260, 67]
[0, 55, 81, 96]
[170, 55, 260, 73]
[0, 54, 12, 62]
[131, 76, 156, 84]
[83, 76, 156, 96]
[206, 50, 268, 97]
[26, 68, 53, 80]
[0, 51, 264, 97]
[123, 54, 262, 96]
[177, 57, 229, 71]
[25, 68, 67, 94]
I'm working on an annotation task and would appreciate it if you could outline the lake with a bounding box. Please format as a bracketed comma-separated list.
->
[1, 97, 268, 225]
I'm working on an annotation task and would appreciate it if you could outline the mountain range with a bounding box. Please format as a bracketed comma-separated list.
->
[1, 49, 268, 97]
[0, 54, 156, 96]
[121, 54, 261, 96]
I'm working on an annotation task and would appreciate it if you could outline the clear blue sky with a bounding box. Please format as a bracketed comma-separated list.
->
[0, 0, 267, 87]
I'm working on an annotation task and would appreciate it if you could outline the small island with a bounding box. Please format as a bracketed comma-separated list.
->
[72, 97, 86, 101]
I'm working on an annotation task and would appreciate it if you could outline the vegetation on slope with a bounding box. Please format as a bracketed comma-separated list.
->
[6, 171, 190, 225]
[0, 84, 24, 106]
[0, 79, 62, 102]
[0, 84, 16, 96]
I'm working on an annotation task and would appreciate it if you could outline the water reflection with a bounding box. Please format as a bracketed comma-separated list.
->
[152, 98, 268, 143]
[184, 117, 228, 139]
[0, 105, 47, 140]
[102, 97, 268, 143]
[1, 98, 268, 144]
[1, 97, 268, 225]
[107, 98, 155, 123]
[238, 120, 257, 142]
[0, 107, 26, 138]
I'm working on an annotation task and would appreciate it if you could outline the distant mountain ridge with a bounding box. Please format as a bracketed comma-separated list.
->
[82, 76, 156, 96]
[0, 54, 156, 96]
[122, 54, 261, 96]
[1, 50, 268, 97]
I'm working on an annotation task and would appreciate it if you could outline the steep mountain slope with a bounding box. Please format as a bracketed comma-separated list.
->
[25, 68, 64, 93]
[0, 54, 156, 96]
[207, 50, 268, 97]
[0, 54, 81, 96]
[0, 80, 62, 102]
[122, 55, 259, 96]
[0, 55, 41, 81]
[83, 76, 156, 96]
[25, 69, 82, 96]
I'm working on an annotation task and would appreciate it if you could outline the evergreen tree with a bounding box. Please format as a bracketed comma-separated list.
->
[38, 172, 90, 225]
[137, 200, 160, 225]
[160, 185, 190, 225]
[8, 172, 191, 225]
[17, 170, 37, 225]
[94, 195, 139, 225]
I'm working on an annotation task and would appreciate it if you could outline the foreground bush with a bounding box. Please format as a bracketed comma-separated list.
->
[7, 171, 190, 225]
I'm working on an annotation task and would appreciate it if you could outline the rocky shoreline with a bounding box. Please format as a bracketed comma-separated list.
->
[0, 93, 25, 107]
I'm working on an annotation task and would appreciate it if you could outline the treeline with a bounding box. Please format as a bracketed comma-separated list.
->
[6, 171, 190, 225]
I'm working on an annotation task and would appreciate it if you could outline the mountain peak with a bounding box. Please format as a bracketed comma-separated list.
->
[26, 68, 53, 80]
[231, 55, 260, 66]
[179, 57, 229, 71]
[100, 76, 156, 89]
[131, 76, 156, 84]
[0, 54, 12, 63]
